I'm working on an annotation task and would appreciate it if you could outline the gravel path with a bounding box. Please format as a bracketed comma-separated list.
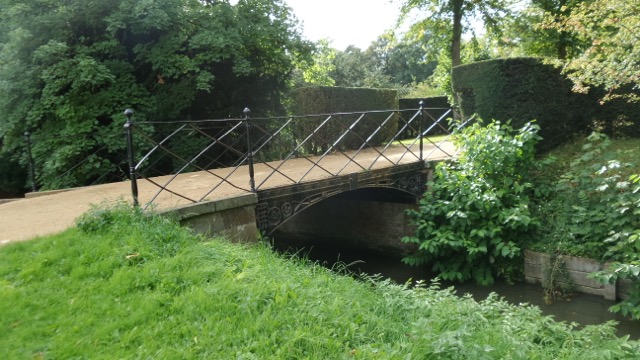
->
[0, 142, 456, 246]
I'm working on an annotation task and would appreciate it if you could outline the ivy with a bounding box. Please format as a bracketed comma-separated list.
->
[402, 121, 541, 285]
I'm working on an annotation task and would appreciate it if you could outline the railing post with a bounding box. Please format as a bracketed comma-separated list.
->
[123, 109, 139, 207]
[244, 108, 256, 192]
[419, 101, 424, 162]
[23, 131, 37, 192]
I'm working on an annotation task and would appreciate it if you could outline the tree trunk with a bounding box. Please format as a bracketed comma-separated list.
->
[557, 32, 568, 60]
[451, 0, 464, 67]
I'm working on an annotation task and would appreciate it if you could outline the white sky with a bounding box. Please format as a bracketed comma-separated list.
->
[284, 0, 401, 50]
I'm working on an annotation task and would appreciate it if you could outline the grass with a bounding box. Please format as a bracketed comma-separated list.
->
[535, 136, 640, 181]
[1, 204, 639, 359]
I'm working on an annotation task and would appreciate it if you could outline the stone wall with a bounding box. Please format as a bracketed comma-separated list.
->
[160, 193, 258, 243]
[524, 249, 633, 301]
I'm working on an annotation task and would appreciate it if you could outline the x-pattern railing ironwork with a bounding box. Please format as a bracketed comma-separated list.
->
[123, 103, 472, 210]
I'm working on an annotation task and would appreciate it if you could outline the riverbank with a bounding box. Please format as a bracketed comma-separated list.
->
[272, 234, 640, 340]
[1, 206, 638, 358]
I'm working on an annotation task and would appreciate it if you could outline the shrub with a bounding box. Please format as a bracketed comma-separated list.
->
[532, 133, 640, 259]
[402, 121, 541, 285]
[452, 58, 592, 152]
[289, 86, 398, 153]
[398, 97, 452, 138]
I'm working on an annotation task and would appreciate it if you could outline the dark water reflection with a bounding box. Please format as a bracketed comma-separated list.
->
[272, 237, 640, 340]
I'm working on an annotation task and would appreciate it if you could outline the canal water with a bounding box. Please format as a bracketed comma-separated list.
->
[271, 236, 640, 340]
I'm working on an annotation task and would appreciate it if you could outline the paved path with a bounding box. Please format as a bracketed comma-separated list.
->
[0, 142, 456, 246]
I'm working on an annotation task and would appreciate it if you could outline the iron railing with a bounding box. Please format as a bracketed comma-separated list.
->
[124, 103, 472, 210]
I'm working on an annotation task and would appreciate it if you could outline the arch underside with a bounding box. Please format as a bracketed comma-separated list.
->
[255, 161, 429, 235]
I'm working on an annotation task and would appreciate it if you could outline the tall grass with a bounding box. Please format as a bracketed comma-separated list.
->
[1, 204, 638, 358]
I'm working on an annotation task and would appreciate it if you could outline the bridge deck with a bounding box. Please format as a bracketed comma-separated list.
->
[0, 141, 456, 245]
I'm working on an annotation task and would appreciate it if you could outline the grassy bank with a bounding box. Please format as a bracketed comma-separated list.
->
[529, 135, 640, 259]
[1, 206, 638, 359]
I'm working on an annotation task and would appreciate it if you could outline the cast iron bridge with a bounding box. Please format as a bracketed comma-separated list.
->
[124, 104, 470, 234]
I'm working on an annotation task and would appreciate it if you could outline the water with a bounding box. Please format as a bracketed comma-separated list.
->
[272, 236, 640, 340]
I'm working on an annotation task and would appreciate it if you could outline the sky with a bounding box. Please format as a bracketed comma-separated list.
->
[284, 0, 402, 50]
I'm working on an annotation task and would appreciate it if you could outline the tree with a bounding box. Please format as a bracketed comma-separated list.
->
[541, 0, 640, 102]
[0, 0, 311, 190]
[366, 32, 437, 87]
[297, 39, 337, 86]
[398, 0, 513, 68]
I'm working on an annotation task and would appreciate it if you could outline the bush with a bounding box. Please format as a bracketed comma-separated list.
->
[531, 134, 640, 319]
[532, 133, 640, 259]
[398, 97, 452, 139]
[402, 121, 541, 285]
[289, 86, 398, 153]
[452, 58, 592, 152]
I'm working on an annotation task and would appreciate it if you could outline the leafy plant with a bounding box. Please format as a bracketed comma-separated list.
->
[402, 120, 541, 285]
[534, 133, 640, 259]
[0, 0, 312, 190]
[532, 133, 640, 318]
[590, 173, 640, 319]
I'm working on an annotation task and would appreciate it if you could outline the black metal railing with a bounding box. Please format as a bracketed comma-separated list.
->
[124, 103, 472, 210]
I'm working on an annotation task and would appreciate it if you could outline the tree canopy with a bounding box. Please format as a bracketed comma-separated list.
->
[0, 0, 312, 190]
[398, 0, 513, 67]
[541, 0, 639, 102]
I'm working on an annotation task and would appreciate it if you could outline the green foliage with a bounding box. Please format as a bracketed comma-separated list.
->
[542, 0, 640, 103]
[531, 134, 640, 319]
[533, 133, 640, 259]
[398, 0, 514, 67]
[293, 32, 438, 94]
[403, 121, 541, 285]
[592, 261, 640, 320]
[452, 57, 594, 152]
[0, 0, 312, 190]
[398, 96, 451, 139]
[1, 205, 638, 358]
[289, 86, 399, 153]
[500, 0, 587, 60]
[299, 39, 337, 86]
[364, 32, 437, 88]
[588, 171, 640, 319]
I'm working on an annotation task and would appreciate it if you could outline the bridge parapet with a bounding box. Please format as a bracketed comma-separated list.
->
[255, 161, 434, 235]
[124, 105, 470, 212]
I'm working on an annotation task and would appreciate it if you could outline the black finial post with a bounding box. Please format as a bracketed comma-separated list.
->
[418, 101, 424, 162]
[24, 131, 37, 192]
[244, 108, 256, 192]
[123, 109, 139, 207]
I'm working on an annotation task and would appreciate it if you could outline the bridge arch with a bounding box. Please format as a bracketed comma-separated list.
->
[255, 161, 431, 236]
[269, 187, 421, 258]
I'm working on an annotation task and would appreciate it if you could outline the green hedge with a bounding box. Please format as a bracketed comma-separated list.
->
[452, 58, 591, 152]
[290, 86, 398, 153]
[399, 97, 452, 138]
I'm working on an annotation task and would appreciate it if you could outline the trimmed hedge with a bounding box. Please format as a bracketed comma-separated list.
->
[452, 58, 591, 152]
[452, 57, 640, 150]
[399, 97, 452, 138]
[290, 86, 398, 153]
